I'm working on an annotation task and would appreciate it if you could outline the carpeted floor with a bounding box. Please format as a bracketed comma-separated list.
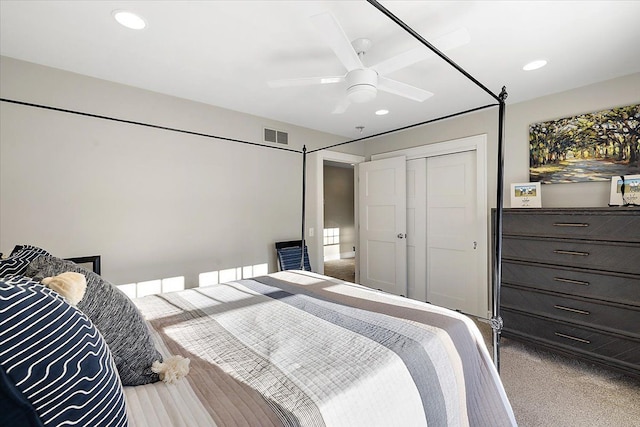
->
[473, 318, 640, 427]
[323, 257, 356, 283]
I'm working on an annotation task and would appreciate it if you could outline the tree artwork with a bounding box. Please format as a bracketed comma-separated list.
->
[529, 104, 639, 183]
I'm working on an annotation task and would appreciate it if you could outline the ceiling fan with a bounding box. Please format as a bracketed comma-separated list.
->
[268, 12, 470, 114]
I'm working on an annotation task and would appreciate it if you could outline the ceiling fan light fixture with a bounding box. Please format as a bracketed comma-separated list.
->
[346, 69, 378, 103]
[347, 84, 377, 103]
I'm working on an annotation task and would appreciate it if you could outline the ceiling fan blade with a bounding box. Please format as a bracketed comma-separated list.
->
[331, 97, 351, 114]
[371, 27, 470, 75]
[378, 76, 433, 102]
[267, 76, 344, 88]
[311, 12, 363, 72]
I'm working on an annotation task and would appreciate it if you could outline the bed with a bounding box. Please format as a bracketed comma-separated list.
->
[1, 246, 515, 427]
[126, 270, 515, 427]
[1, 1, 514, 425]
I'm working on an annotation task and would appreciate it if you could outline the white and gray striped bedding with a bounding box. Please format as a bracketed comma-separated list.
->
[127, 271, 516, 427]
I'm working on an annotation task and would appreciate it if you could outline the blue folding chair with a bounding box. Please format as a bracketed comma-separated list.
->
[275, 240, 312, 271]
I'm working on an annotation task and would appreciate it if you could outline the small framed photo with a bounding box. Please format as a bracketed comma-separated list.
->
[609, 174, 640, 206]
[510, 182, 541, 208]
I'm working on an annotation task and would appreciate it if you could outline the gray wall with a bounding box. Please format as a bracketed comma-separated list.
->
[0, 56, 348, 286]
[323, 164, 355, 258]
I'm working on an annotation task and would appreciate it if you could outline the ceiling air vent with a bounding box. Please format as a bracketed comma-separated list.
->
[264, 127, 288, 145]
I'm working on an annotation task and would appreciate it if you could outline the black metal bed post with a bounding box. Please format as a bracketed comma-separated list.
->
[301, 145, 307, 270]
[491, 87, 508, 372]
[365, 0, 500, 104]
[366, 0, 507, 373]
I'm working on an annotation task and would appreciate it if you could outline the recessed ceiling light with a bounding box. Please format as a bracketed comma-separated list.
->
[523, 60, 547, 71]
[113, 10, 146, 30]
[375, 109, 389, 116]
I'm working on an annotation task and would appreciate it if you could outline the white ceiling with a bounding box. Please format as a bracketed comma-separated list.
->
[2, 1, 639, 138]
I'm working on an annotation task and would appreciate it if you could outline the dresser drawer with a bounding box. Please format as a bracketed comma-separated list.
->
[502, 310, 640, 370]
[502, 236, 640, 274]
[502, 210, 640, 242]
[501, 261, 640, 306]
[501, 286, 640, 337]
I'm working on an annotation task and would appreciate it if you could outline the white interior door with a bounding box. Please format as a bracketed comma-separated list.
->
[407, 158, 427, 301]
[426, 150, 481, 316]
[358, 156, 407, 296]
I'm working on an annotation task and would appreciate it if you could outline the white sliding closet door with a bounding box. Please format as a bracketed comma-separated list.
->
[367, 135, 488, 318]
[426, 150, 481, 316]
[407, 158, 427, 302]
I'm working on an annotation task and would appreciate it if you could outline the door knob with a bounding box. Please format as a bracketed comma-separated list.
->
[397, 233, 406, 239]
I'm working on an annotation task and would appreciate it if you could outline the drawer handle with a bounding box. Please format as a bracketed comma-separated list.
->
[554, 332, 591, 344]
[554, 249, 589, 256]
[554, 277, 590, 286]
[553, 222, 589, 227]
[554, 305, 590, 315]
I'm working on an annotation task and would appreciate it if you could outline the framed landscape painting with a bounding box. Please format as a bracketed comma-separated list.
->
[529, 104, 639, 184]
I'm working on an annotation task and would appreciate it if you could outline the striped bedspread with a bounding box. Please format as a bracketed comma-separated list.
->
[127, 271, 515, 427]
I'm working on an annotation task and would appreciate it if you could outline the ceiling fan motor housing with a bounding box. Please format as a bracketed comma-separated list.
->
[346, 68, 378, 103]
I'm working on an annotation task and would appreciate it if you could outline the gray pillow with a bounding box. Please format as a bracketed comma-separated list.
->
[25, 256, 161, 386]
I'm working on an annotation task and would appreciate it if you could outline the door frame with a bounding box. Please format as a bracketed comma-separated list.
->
[371, 134, 489, 318]
[311, 150, 365, 276]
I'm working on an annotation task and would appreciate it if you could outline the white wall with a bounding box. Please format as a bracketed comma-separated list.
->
[0, 56, 349, 287]
[3, 55, 637, 288]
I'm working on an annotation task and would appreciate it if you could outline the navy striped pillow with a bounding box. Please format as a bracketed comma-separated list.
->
[0, 245, 50, 277]
[0, 276, 128, 427]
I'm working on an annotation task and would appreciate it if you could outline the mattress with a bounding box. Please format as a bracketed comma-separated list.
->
[125, 270, 516, 427]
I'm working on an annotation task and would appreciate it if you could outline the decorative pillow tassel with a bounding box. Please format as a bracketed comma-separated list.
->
[151, 355, 190, 384]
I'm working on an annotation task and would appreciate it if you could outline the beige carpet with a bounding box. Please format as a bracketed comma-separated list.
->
[473, 318, 640, 427]
[323, 258, 355, 283]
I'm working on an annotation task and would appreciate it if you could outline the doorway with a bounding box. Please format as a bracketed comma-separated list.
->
[309, 150, 364, 283]
[323, 161, 356, 283]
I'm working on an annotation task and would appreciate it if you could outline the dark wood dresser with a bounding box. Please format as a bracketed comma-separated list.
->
[497, 207, 640, 377]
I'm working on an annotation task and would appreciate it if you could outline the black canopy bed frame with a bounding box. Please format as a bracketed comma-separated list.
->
[0, 0, 508, 371]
